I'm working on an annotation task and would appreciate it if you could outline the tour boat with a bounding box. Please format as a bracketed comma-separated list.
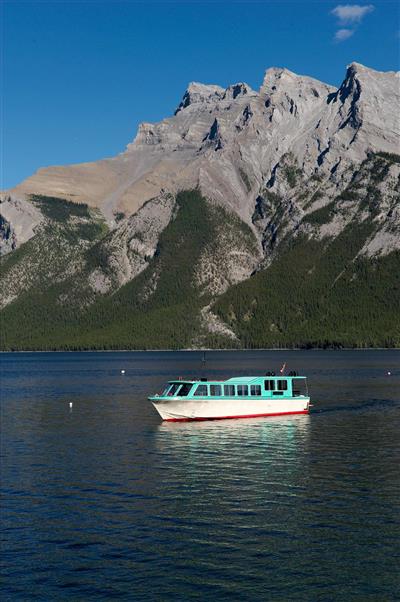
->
[149, 372, 310, 422]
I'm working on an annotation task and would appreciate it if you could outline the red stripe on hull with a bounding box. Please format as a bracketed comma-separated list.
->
[164, 409, 309, 422]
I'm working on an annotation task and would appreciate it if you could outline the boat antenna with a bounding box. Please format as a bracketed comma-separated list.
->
[201, 350, 206, 378]
[279, 362, 286, 375]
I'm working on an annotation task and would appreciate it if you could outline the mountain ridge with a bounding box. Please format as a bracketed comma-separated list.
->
[1, 62, 399, 350]
[4, 62, 398, 223]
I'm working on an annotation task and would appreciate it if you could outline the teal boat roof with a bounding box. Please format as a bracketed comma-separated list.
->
[226, 376, 260, 383]
[225, 376, 306, 382]
[169, 375, 306, 384]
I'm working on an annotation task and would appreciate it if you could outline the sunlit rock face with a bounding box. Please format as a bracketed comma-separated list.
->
[1, 63, 400, 349]
[6, 63, 399, 221]
[0, 195, 43, 256]
[3, 63, 400, 258]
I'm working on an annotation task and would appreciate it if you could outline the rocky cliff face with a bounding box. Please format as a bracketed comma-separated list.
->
[1, 62, 399, 349]
[0, 196, 43, 255]
[6, 63, 399, 221]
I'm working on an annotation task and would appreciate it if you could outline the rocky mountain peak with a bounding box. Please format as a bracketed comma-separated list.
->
[259, 67, 335, 125]
[323, 61, 400, 161]
[2, 62, 400, 350]
[5, 62, 399, 231]
[347, 61, 370, 75]
[222, 82, 256, 100]
[261, 66, 296, 85]
[261, 66, 334, 95]
[337, 61, 400, 101]
[346, 61, 399, 77]
[174, 82, 225, 114]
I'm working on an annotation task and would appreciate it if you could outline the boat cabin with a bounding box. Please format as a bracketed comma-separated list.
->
[160, 375, 308, 399]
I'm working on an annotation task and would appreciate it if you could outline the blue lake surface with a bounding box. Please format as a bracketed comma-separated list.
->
[1, 350, 400, 600]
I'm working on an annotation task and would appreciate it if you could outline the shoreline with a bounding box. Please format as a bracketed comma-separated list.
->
[1, 348, 399, 353]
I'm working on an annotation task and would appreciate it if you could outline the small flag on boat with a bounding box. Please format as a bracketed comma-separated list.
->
[280, 362, 286, 374]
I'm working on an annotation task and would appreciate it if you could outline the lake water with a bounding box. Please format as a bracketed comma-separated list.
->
[1, 350, 399, 600]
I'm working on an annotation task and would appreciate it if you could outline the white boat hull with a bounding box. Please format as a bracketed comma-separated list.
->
[151, 396, 310, 421]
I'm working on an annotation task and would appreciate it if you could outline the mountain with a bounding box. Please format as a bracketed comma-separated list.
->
[1, 62, 399, 350]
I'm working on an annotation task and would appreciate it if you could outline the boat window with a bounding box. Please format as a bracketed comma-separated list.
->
[292, 379, 306, 396]
[237, 385, 248, 396]
[277, 380, 288, 391]
[264, 379, 275, 391]
[224, 385, 235, 396]
[162, 385, 172, 396]
[210, 385, 222, 396]
[250, 384, 261, 396]
[176, 383, 193, 397]
[167, 384, 180, 396]
[194, 384, 208, 396]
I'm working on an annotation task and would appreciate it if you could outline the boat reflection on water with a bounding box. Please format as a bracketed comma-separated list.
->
[157, 412, 310, 439]
[154, 414, 311, 489]
[151, 414, 313, 551]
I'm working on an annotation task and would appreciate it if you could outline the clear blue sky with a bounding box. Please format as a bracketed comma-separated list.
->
[3, 1, 399, 188]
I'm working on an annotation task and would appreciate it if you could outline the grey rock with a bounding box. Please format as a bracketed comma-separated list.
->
[0, 195, 43, 255]
[3, 62, 400, 287]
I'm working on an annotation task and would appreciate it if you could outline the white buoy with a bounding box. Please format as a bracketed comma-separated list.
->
[69, 402, 73, 408]
[387, 371, 391, 376]
[121, 369, 125, 374]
